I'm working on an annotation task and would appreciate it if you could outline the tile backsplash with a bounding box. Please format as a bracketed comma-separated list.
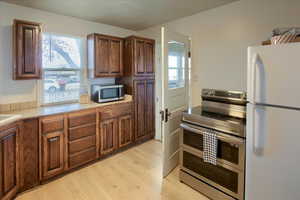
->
[0, 101, 37, 113]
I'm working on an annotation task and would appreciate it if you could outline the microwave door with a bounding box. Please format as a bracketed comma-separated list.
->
[119, 86, 124, 100]
[99, 86, 123, 103]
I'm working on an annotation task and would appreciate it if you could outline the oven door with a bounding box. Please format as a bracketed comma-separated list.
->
[180, 122, 245, 199]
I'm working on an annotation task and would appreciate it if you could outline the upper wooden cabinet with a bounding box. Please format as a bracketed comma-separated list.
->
[123, 36, 155, 77]
[87, 34, 123, 78]
[13, 19, 42, 80]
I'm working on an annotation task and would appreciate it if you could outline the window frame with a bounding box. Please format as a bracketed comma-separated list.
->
[39, 33, 84, 106]
[168, 50, 185, 89]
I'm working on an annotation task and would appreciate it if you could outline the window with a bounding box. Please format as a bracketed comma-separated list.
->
[168, 41, 185, 89]
[42, 34, 82, 105]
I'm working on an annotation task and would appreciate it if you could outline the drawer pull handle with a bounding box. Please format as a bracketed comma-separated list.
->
[49, 137, 58, 142]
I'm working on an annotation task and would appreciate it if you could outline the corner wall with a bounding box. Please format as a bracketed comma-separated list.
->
[164, 0, 300, 106]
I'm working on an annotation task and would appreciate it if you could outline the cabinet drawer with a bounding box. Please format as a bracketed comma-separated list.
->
[69, 147, 97, 168]
[69, 123, 96, 141]
[69, 135, 96, 154]
[68, 111, 96, 128]
[101, 103, 132, 120]
[41, 115, 64, 134]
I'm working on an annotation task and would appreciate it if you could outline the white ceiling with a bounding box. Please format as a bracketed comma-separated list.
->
[1, 0, 237, 30]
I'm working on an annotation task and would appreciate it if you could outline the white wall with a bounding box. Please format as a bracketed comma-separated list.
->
[0, 1, 135, 104]
[164, 0, 300, 106]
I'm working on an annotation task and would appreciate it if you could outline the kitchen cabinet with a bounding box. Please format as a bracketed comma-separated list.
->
[13, 19, 42, 80]
[0, 122, 20, 200]
[1, 100, 136, 198]
[123, 36, 155, 77]
[117, 35, 155, 143]
[118, 114, 133, 148]
[87, 34, 123, 78]
[99, 102, 133, 155]
[135, 80, 146, 140]
[19, 118, 39, 192]
[100, 118, 118, 155]
[134, 79, 155, 141]
[40, 115, 65, 181]
[67, 110, 99, 169]
[145, 79, 155, 137]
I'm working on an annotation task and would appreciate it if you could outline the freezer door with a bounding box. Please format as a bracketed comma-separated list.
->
[248, 43, 300, 108]
[246, 104, 300, 200]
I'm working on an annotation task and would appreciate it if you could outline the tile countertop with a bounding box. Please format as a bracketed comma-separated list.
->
[0, 95, 133, 126]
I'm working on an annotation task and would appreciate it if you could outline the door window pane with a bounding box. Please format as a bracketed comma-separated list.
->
[168, 41, 185, 89]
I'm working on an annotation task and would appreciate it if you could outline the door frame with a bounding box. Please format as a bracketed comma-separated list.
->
[136, 27, 192, 143]
[160, 26, 191, 177]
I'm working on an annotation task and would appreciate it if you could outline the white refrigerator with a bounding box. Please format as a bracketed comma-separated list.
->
[246, 43, 300, 200]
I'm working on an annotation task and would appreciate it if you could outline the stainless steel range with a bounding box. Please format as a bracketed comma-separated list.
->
[179, 89, 246, 200]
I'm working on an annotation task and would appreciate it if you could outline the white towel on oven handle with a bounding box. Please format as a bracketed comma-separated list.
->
[203, 129, 218, 165]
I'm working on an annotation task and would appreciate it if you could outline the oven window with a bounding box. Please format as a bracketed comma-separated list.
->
[183, 129, 239, 165]
[183, 151, 239, 193]
[101, 88, 119, 99]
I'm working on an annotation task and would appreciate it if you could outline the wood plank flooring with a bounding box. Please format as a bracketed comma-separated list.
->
[17, 140, 209, 200]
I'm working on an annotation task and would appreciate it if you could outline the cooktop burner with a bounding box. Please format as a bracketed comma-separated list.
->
[182, 106, 246, 138]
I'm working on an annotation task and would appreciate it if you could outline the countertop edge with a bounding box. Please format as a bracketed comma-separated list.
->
[0, 95, 133, 124]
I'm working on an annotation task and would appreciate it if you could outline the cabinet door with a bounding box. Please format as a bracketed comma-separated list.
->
[134, 80, 146, 140]
[20, 119, 39, 192]
[13, 20, 42, 80]
[100, 119, 118, 155]
[119, 115, 133, 148]
[109, 39, 123, 75]
[0, 126, 19, 200]
[95, 37, 110, 76]
[41, 131, 64, 180]
[135, 40, 145, 75]
[144, 41, 155, 75]
[145, 79, 155, 137]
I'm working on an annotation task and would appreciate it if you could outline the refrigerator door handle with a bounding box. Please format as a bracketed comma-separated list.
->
[251, 53, 265, 105]
[253, 105, 266, 155]
[251, 53, 258, 104]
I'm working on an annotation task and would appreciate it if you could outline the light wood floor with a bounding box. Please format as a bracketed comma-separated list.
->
[17, 140, 209, 200]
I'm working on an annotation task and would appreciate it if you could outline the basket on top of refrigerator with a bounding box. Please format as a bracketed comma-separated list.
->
[270, 27, 300, 44]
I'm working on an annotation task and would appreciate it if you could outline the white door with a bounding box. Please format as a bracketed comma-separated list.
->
[248, 43, 300, 108]
[246, 104, 300, 200]
[161, 27, 190, 177]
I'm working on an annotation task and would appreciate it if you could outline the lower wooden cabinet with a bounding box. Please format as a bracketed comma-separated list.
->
[41, 131, 64, 180]
[99, 103, 134, 156]
[134, 79, 155, 141]
[0, 123, 19, 200]
[19, 118, 39, 192]
[40, 114, 65, 181]
[100, 118, 118, 155]
[0, 101, 141, 199]
[119, 115, 133, 148]
[67, 109, 98, 169]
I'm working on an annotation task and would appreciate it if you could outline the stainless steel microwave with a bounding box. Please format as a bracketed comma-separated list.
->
[91, 84, 125, 103]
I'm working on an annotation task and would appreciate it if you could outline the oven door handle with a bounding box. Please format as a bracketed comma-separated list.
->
[180, 123, 245, 145]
